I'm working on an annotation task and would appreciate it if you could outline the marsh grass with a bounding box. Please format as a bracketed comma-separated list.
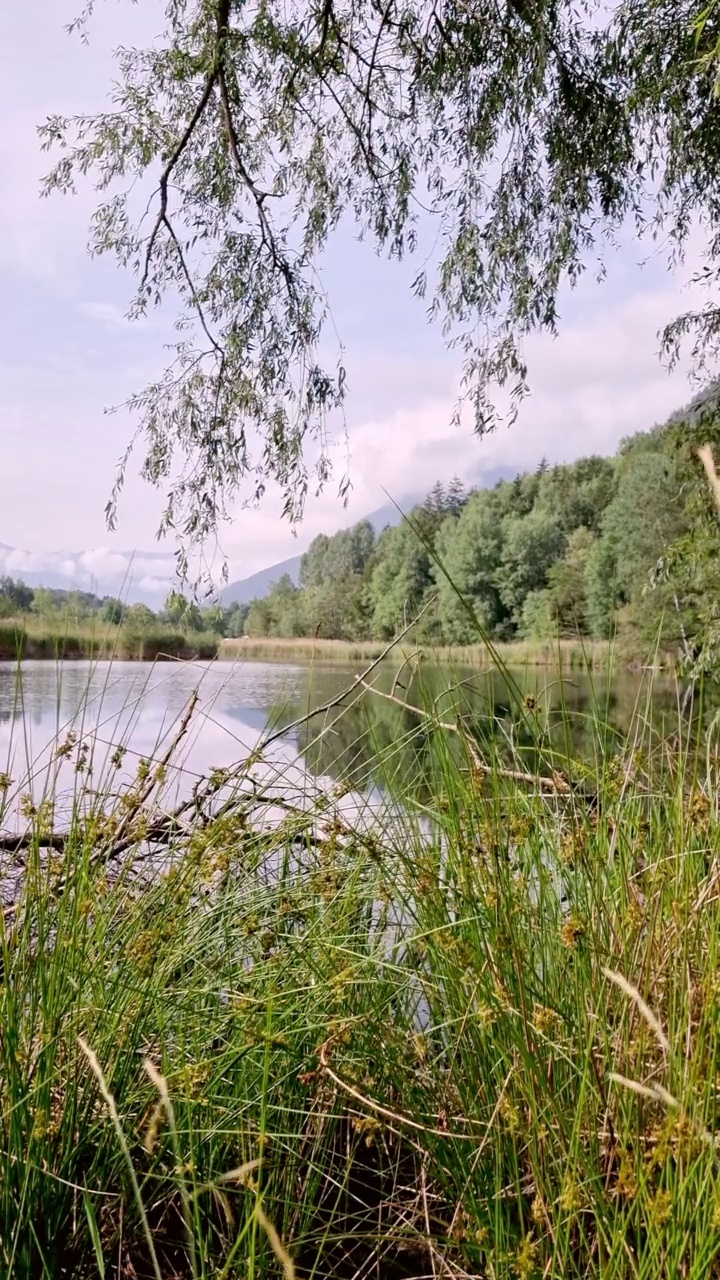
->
[1, 650, 719, 1278]
[220, 635, 642, 671]
[0, 616, 219, 662]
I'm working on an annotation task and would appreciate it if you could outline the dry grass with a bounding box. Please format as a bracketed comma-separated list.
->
[220, 634, 630, 669]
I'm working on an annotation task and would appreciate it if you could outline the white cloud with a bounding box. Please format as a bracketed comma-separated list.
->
[136, 575, 175, 595]
[221, 272, 707, 577]
[130, 555, 179, 578]
[0, 547, 54, 574]
[78, 548, 131, 576]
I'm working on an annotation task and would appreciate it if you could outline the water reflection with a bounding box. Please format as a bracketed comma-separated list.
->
[289, 663, 689, 797]
[0, 656, 691, 811]
[0, 660, 309, 813]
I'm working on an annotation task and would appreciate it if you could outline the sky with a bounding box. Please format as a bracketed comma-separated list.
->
[0, 0, 711, 597]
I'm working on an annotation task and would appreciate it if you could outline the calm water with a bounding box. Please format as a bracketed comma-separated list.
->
[0, 658, 688, 813]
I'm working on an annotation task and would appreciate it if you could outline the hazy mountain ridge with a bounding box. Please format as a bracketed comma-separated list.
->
[220, 497, 416, 604]
[2, 468, 516, 606]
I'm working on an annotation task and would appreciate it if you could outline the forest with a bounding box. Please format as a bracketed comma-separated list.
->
[241, 393, 720, 670]
[6, 391, 720, 671]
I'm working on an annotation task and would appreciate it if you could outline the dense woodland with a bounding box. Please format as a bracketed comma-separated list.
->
[241, 396, 720, 669]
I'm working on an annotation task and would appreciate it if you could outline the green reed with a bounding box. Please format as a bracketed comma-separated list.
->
[0, 617, 219, 662]
[1, 654, 719, 1278]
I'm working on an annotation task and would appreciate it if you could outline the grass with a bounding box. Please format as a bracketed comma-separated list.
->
[0, 624, 667, 671]
[0, 616, 219, 662]
[1, 652, 719, 1277]
[219, 635, 626, 669]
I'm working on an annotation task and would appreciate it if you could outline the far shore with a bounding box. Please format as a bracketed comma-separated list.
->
[0, 621, 675, 672]
[0, 619, 217, 664]
[218, 635, 662, 671]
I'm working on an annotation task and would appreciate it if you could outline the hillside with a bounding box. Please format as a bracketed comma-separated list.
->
[220, 553, 304, 605]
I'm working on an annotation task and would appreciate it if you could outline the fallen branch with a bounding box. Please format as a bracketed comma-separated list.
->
[0, 831, 67, 854]
[357, 679, 572, 794]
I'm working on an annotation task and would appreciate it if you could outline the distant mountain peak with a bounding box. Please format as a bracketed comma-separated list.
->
[0, 542, 178, 605]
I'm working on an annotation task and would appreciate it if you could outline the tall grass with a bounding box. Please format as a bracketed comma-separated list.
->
[220, 634, 625, 670]
[1, 654, 719, 1278]
[0, 616, 219, 661]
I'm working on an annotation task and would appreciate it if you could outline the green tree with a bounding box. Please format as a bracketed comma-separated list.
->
[31, 588, 58, 617]
[300, 536, 331, 590]
[223, 601, 250, 636]
[498, 510, 566, 624]
[446, 476, 468, 515]
[543, 527, 597, 634]
[101, 597, 125, 625]
[124, 603, 158, 631]
[164, 590, 190, 625]
[584, 434, 688, 645]
[266, 574, 307, 637]
[369, 512, 437, 638]
[425, 482, 447, 517]
[535, 458, 617, 535]
[245, 597, 275, 638]
[201, 603, 226, 633]
[519, 590, 556, 642]
[0, 577, 34, 616]
[304, 577, 371, 640]
[184, 603, 205, 631]
[657, 399, 720, 671]
[433, 491, 507, 643]
[41, 0, 720, 547]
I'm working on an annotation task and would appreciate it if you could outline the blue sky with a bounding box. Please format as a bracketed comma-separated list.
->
[0, 0, 710, 594]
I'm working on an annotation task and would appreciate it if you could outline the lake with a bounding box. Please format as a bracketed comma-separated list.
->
[0, 657, 690, 818]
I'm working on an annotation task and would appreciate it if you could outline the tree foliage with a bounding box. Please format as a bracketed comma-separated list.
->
[41, 0, 720, 549]
[236, 389, 720, 669]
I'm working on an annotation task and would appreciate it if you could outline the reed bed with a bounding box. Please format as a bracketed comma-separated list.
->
[0, 618, 219, 662]
[219, 635, 622, 670]
[0, 647, 718, 1278]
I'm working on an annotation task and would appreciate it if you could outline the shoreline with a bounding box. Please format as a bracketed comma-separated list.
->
[219, 635, 665, 670]
[0, 621, 218, 664]
[0, 626, 675, 671]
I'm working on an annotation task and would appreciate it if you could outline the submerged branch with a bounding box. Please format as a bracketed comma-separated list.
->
[357, 678, 572, 794]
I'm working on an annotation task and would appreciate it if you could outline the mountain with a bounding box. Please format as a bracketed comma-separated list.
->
[220, 554, 304, 605]
[220, 498, 417, 604]
[0, 543, 177, 605]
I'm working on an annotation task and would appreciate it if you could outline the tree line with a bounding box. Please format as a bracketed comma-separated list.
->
[241, 394, 720, 669]
[0, 582, 248, 639]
